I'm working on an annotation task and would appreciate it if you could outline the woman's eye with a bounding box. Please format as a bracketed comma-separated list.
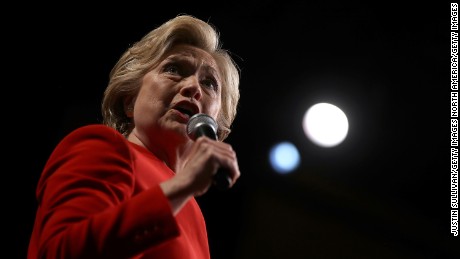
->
[201, 78, 218, 91]
[164, 64, 179, 74]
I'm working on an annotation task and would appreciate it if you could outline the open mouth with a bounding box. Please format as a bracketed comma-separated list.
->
[175, 107, 195, 118]
[172, 101, 199, 119]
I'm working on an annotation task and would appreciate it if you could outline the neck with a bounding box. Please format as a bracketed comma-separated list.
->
[127, 130, 192, 172]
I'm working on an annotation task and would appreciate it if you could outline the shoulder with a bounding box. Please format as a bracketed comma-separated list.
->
[66, 124, 124, 140]
[37, 124, 135, 202]
[60, 124, 125, 145]
[51, 124, 130, 158]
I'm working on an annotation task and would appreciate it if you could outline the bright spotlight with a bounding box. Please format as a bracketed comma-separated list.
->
[303, 102, 349, 147]
[269, 142, 300, 174]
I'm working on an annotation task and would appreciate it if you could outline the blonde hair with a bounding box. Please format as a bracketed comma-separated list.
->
[101, 15, 240, 141]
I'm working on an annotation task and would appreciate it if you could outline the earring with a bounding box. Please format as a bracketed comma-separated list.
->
[126, 106, 134, 117]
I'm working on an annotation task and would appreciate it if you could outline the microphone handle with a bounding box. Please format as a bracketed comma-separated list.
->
[195, 126, 232, 190]
[213, 169, 232, 190]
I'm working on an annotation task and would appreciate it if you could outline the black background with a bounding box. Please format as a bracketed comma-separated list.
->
[8, 2, 457, 258]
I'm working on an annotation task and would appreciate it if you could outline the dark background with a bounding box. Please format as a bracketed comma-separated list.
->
[9, 2, 456, 258]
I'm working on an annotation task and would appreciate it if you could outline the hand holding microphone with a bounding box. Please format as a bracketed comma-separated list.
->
[186, 113, 233, 190]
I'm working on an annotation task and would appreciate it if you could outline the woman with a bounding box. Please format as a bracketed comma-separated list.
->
[28, 14, 241, 259]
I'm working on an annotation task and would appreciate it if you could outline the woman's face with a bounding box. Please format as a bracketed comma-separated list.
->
[129, 44, 222, 148]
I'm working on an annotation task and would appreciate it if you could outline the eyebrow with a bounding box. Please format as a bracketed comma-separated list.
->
[165, 54, 221, 80]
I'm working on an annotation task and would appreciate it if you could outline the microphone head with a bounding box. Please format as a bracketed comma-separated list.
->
[187, 113, 218, 141]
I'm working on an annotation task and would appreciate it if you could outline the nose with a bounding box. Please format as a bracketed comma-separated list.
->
[180, 75, 202, 101]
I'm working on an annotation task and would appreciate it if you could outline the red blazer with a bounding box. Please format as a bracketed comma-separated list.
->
[28, 124, 210, 259]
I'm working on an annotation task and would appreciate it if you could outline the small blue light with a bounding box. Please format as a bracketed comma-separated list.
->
[269, 142, 300, 174]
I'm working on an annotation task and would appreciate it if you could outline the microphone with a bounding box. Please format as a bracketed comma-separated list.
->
[186, 113, 231, 190]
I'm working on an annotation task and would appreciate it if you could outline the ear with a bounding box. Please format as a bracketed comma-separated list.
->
[124, 97, 135, 118]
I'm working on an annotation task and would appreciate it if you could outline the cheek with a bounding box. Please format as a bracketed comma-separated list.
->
[206, 98, 221, 118]
[133, 85, 162, 117]
[137, 75, 172, 108]
[135, 93, 165, 116]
